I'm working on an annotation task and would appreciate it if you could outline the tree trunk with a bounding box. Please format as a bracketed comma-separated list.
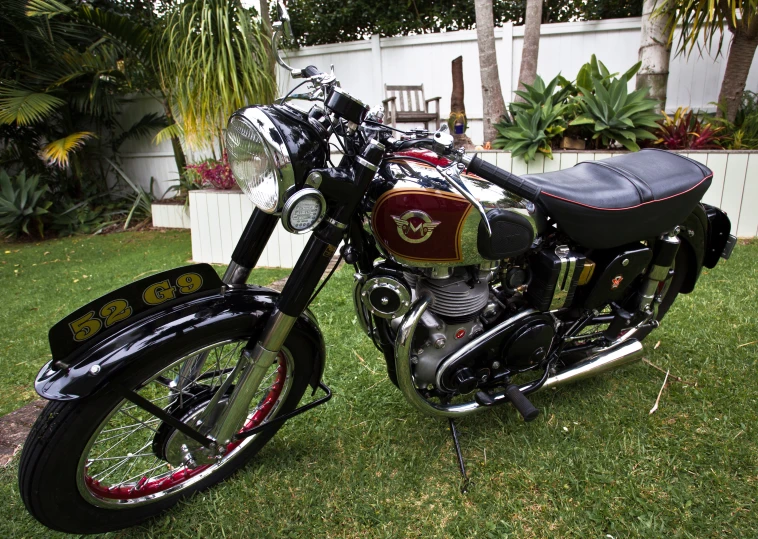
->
[259, 0, 277, 77]
[474, 0, 506, 144]
[516, 0, 543, 99]
[717, 27, 758, 122]
[450, 56, 474, 149]
[636, 0, 672, 113]
[162, 98, 187, 174]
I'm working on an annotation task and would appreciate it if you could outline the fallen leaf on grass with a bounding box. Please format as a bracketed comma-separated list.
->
[654, 340, 661, 349]
[737, 341, 757, 349]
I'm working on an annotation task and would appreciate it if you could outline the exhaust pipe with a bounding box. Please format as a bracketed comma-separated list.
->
[540, 339, 644, 391]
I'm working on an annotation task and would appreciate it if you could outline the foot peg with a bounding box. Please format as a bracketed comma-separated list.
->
[504, 384, 540, 422]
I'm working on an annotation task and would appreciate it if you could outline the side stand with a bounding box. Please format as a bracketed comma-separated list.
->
[448, 418, 470, 494]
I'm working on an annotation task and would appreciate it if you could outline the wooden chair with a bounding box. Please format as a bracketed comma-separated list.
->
[382, 84, 441, 130]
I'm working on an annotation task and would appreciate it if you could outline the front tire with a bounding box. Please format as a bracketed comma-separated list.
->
[19, 317, 315, 534]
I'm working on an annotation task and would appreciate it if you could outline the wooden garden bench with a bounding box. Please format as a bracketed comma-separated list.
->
[382, 84, 441, 130]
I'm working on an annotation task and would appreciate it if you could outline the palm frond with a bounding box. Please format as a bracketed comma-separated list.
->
[39, 131, 95, 167]
[153, 122, 183, 145]
[113, 113, 167, 151]
[0, 87, 65, 125]
[25, 0, 71, 18]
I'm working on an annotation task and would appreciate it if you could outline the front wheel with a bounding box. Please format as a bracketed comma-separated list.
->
[19, 318, 315, 534]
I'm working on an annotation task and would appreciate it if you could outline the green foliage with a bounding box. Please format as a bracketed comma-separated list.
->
[106, 159, 155, 230]
[0, 169, 51, 238]
[493, 75, 567, 161]
[287, 0, 642, 47]
[570, 65, 660, 152]
[159, 0, 276, 150]
[51, 199, 120, 236]
[711, 92, 758, 150]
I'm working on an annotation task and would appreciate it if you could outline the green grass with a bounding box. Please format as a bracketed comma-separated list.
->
[0, 232, 756, 537]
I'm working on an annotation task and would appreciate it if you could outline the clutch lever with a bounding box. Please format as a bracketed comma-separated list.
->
[436, 163, 492, 237]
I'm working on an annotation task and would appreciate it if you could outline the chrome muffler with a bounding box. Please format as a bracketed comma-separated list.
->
[394, 295, 645, 418]
[540, 339, 643, 390]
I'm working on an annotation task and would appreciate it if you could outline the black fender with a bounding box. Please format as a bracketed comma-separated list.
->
[35, 286, 326, 401]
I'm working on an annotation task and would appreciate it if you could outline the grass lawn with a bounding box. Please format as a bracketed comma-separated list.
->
[0, 230, 756, 537]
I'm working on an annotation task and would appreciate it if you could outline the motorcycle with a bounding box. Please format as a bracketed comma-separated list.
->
[19, 3, 736, 533]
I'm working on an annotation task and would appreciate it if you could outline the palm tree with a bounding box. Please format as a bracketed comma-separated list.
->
[636, 0, 672, 113]
[158, 0, 276, 151]
[474, 0, 507, 144]
[516, 0, 543, 100]
[663, 0, 758, 121]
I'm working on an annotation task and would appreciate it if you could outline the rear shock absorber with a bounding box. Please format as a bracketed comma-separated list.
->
[639, 228, 681, 313]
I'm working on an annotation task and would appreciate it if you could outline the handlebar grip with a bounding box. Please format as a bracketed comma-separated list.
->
[466, 156, 541, 202]
[302, 65, 322, 78]
[504, 384, 540, 422]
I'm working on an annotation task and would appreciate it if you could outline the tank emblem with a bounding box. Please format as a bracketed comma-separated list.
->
[391, 210, 441, 244]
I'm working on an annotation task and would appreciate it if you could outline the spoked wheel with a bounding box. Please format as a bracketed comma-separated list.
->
[20, 320, 314, 534]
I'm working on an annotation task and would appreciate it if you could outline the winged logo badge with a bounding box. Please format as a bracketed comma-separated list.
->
[391, 210, 442, 244]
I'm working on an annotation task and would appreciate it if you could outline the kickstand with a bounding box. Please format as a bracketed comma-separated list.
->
[448, 418, 470, 494]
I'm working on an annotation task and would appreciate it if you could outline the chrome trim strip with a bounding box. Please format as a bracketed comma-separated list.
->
[356, 155, 378, 172]
[326, 217, 347, 229]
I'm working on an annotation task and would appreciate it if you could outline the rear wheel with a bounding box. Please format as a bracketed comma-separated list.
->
[19, 320, 314, 534]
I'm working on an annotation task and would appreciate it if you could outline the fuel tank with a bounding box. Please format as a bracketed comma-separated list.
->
[365, 151, 546, 268]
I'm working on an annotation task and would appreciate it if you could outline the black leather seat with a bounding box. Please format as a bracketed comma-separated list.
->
[523, 149, 712, 249]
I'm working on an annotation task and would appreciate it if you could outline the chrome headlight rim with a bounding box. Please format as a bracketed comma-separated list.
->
[227, 107, 295, 215]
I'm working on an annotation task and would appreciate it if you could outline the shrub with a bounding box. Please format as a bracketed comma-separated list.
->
[711, 92, 758, 149]
[0, 169, 51, 238]
[570, 64, 661, 152]
[654, 108, 723, 150]
[185, 153, 236, 190]
[493, 75, 568, 161]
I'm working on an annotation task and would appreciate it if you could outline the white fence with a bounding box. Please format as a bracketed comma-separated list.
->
[279, 17, 758, 144]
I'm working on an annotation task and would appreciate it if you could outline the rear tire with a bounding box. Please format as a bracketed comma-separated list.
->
[19, 317, 315, 534]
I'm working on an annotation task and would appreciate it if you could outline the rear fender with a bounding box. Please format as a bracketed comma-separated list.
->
[35, 286, 326, 401]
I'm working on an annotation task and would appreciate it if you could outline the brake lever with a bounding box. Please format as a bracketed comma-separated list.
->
[436, 163, 492, 237]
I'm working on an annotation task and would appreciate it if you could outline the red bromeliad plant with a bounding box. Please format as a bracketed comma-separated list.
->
[184, 152, 237, 190]
[654, 108, 723, 150]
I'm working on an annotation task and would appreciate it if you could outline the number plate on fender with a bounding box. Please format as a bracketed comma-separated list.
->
[49, 264, 224, 362]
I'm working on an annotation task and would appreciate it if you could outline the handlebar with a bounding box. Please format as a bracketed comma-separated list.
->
[465, 156, 541, 202]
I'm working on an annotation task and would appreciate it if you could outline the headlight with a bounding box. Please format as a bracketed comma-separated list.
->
[226, 109, 294, 214]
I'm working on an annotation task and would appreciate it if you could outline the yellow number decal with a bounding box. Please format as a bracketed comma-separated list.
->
[176, 272, 203, 294]
[99, 299, 133, 328]
[69, 311, 102, 342]
[143, 279, 177, 305]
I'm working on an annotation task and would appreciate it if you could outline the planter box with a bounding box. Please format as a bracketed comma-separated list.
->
[189, 189, 312, 268]
[190, 150, 758, 267]
[152, 202, 191, 229]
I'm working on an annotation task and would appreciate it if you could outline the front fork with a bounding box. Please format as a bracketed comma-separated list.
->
[180, 140, 385, 463]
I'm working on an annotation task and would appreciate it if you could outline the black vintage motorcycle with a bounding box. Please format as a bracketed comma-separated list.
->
[19, 4, 736, 534]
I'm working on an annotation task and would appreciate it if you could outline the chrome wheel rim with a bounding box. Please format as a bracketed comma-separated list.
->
[76, 339, 294, 508]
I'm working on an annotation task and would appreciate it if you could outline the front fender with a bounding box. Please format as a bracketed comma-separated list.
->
[35, 286, 325, 401]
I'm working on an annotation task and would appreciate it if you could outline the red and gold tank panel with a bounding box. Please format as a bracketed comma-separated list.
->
[371, 188, 473, 264]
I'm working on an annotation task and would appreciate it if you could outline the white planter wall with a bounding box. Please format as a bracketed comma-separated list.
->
[151, 203, 191, 229]
[190, 151, 758, 268]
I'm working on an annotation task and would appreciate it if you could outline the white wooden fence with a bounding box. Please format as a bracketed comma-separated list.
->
[279, 17, 758, 144]
[188, 150, 758, 267]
